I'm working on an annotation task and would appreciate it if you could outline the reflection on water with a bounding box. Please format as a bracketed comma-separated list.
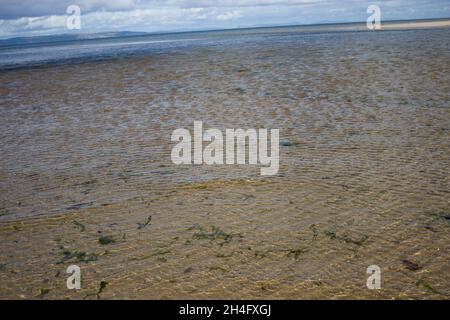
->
[0, 26, 449, 299]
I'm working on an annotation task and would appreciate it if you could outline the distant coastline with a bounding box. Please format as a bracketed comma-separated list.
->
[1, 17, 449, 46]
[381, 18, 450, 30]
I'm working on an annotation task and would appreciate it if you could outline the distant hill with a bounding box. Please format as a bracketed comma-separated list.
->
[0, 31, 149, 46]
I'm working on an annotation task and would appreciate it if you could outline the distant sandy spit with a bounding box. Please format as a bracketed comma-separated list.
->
[381, 19, 450, 30]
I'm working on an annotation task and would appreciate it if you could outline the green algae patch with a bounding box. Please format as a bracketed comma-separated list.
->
[98, 236, 116, 245]
[58, 250, 98, 264]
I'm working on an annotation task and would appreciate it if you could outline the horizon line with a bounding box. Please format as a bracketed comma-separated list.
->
[1, 16, 450, 41]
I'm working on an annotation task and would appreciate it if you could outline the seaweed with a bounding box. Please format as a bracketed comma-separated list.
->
[192, 226, 235, 244]
[38, 288, 50, 298]
[73, 221, 85, 232]
[216, 251, 235, 258]
[153, 249, 171, 256]
[280, 140, 294, 147]
[0, 208, 9, 216]
[97, 281, 108, 299]
[309, 224, 318, 240]
[416, 279, 440, 294]
[430, 212, 450, 224]
[209, 266, 229, 272]
[285, 248, 306, 260]
[98, 236, 115, 245]
[233, 87, 246, 94]
[137, 216, 152, 230]
[254, 250, 271, 259]
[74, 179, 98, 187]
[243, 194, 256, 201]
[58, 250, 98, 264]
[324, 231, 368, 246]
[187, 224, 204, 231]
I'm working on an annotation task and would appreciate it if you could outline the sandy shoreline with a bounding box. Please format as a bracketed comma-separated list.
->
[0, 176, 448, 299]
[381, 20, 450, 30]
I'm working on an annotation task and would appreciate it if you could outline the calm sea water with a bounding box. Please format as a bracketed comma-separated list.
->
[0, 24, 449, 220]
[0, 23, 449, 300]
[0, 23, 372, 70]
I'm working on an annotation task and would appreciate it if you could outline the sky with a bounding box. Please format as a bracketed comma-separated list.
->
[0, 0, 449, 38]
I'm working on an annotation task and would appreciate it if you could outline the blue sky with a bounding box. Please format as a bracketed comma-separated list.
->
[0, 0, 449, 38]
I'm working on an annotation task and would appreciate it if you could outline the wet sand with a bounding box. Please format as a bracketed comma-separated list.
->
[382, 20, 450, 30]
[0, 27, 449, 299]
[0, 175, 449, 299]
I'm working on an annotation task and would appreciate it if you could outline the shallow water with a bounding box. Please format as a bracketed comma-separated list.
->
[1, 27, 449, 221]
[0, 26, 449, 299]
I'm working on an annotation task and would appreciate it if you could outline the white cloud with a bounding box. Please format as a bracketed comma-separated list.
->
[0, 0, 320, 19]
[0, 0, 449, 38]
[216, 11, 242, 21]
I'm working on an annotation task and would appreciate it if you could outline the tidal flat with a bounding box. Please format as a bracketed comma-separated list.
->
[0, 25, 449, 299]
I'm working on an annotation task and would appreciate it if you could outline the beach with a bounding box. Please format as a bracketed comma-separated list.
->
[382, 19, 450, 30]
[0, 24, 449, 299]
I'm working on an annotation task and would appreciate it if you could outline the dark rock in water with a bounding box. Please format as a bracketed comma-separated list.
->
[281, 141, 294, 147]
[402, 259, 422, 271]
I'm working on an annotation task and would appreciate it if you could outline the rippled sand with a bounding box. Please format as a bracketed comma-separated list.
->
[0, 27, 449, 299]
